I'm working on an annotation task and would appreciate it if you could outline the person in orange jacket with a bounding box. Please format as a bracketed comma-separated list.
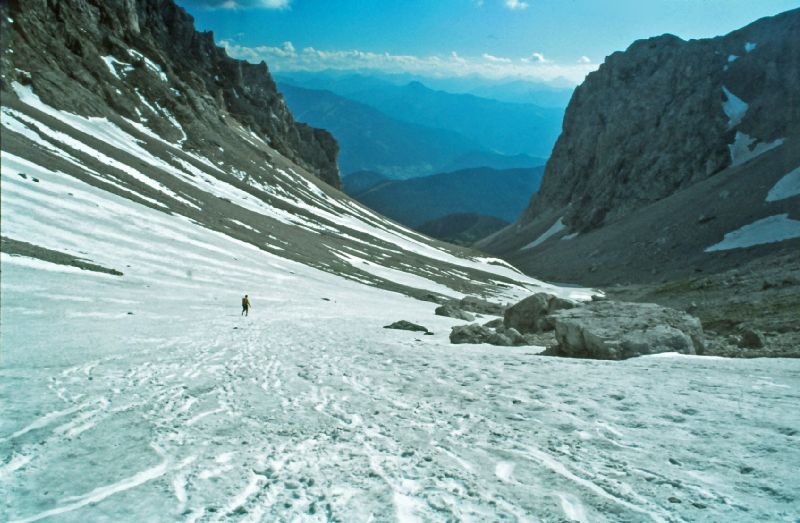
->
[241, 294, 251, 316]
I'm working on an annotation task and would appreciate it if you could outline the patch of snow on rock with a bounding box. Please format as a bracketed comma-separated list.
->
[721, 86, 748, 128]
[728, 132, 784, 167]
[521, 218, 566, 250]
[745, 41, 757, 53]
[766, 166, 800, 202]
[705, 213, 800, 252]
[100, 56, 133, 80]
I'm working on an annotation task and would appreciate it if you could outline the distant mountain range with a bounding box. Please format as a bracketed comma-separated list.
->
[278, 83, 487, 179]
[341, 80, 563, 158]
[417, 213, 510, 246]
[277, 73, 557, 178]
[275, 70, 575, 108]
[345, 166, 545, 230]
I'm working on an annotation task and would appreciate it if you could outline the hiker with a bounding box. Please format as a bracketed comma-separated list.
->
[241, 294, 251, 316]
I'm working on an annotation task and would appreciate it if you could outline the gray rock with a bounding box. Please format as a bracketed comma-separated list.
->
[450, 324, 494, 344]
[483, 318, 504, 329]
[450, 324, 530, 346]
[549, 301, 705, 360]
[504, 292, 577, 333]
[435, 304, 475, 322]
[738, 328, 765, 348]
[457, 296, 505, 316]
[515, 12, 800, 234]
[489, 326, 528, 347]
[384, 321, 430, 334]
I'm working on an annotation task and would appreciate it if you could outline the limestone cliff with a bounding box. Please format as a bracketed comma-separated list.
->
[1, 0, 340, 188]
[519, 8, 799, 232]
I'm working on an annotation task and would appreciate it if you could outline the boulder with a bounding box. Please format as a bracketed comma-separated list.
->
[489, 326, 528, 347]
[738, 328, 765, 348]
[450, 324, 529, 346]
[483, 318, 504, 329]
[457, 296, 506, 316]
[435, 304, 475, 321]
[450, 324, 494, 344]
[384, 321, 430, 334]
[504, 292, 578, 333]
[548, 301, 704, 360]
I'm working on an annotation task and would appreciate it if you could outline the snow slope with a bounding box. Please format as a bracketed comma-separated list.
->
[2, 12, 799, 521]
[2, 136, 800, 521]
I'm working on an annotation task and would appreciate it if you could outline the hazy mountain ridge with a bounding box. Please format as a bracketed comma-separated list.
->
[351, 166, 545, 228]
[344, 80, 563, 158]
[417, 213, 510, 246]
[277, 82, 490, 178]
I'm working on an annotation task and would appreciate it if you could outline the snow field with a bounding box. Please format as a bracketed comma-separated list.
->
[1, 73, 798, 522]
[2, 153, 799, 522]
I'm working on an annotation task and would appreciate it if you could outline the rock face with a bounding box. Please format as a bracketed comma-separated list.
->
[519, 9, 799, 233]
[478, 9, 800, 286]
[504, 292, 576, 333]
[549, 301, 705, 360]
[1, 0, 340, 188]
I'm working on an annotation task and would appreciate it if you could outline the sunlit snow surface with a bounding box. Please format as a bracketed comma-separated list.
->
[2, 88, 800, 522]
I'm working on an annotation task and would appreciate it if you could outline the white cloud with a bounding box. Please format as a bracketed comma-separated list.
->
[521, 52, 549, 64]
[578, 55, 591, 64]
[183, 0, 290, 10]
[220, 40, 598, 85]
[504, 0, 529, 10]
[482, 53, 512, 63]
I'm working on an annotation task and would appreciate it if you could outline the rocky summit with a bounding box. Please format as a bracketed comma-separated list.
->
[479, 9, 800, 282]
[1, 0, 339, 188]
[478, 9, 800, 354]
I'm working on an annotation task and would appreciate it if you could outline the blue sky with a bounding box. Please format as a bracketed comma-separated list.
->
[178, 0, 798, 84]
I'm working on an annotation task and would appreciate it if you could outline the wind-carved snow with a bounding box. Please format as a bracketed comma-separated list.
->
[521, 217, 566, 250]
[333, 250, 464, 298]
[128, 48, 169, 82]
[1, 106, 194, 209]
[766, 166, 800, 202]
[721, 86, 747, 128]
[100, 56, 134, 80]
[728, 131, 784, 167]
[705, 213, 800, 252]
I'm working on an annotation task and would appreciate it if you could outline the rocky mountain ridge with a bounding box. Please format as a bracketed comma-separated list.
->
[2, 0, 340, 188]
[516, 8, 799, 233]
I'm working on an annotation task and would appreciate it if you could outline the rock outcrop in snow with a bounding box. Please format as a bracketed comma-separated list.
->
[503, 292, 577, 333]
[548, 301, 705, 360]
